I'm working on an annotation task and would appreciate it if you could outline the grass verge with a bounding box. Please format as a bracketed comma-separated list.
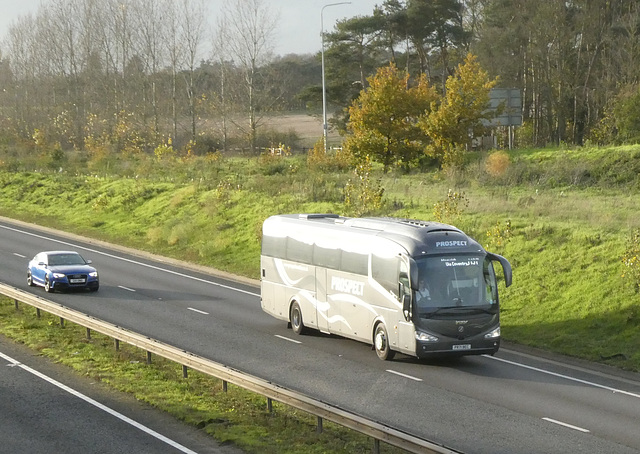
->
[0, 296, 404, 454]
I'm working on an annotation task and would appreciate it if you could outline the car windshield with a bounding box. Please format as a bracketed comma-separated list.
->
[414, 254, 498, 311]
[48, 254, 85, 266]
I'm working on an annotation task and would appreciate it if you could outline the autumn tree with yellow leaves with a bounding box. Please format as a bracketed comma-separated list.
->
[344, 64, 438, 173]
[345, 54, 498, 171]
[419, 54, 499, 168]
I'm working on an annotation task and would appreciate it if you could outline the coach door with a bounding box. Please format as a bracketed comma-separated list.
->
[397, 257, 417, 354]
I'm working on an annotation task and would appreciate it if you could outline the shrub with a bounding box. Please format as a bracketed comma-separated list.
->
[307, 139, 353, 172]
[485, 150, 511, 177]
[343, 156, 384, 216]
[622, 229, 640, 293]
[432, 189, 468, 224]
[486, 219, 513, 253]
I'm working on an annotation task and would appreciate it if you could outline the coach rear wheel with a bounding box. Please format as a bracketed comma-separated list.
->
[290, 302, 306, 335]
[374, 323, 395, 361]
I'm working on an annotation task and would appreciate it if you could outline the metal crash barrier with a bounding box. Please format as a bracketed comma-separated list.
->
[0, 282, 459, 454]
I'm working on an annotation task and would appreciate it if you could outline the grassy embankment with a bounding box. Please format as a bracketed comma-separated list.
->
[0, 143, 639, 451]
[1, 145, 639, 367]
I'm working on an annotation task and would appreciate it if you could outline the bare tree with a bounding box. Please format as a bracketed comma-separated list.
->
[132, 0, 170, 140]
[5, 13, 48, 138]
[211, 16, 231, 152]
[165, 0, 184, 143]
[221, 0, 278, 153]
[180, 0, 208, 143]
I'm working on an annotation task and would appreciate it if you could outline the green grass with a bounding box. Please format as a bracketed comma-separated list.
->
[1, 144, 640, 449]
[0, 299, 402, 454]
[1, 148, 640, 371]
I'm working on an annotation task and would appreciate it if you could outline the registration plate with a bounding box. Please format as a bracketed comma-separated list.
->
[70, 278, 86, 284]
[452, 344, 471, 351]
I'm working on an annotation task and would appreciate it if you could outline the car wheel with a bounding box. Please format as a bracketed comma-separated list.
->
[374, 323, 395, 361]
[44, 276, 54, 293]
[90, 284, 99, 292]
[290, 302, 306, 335]
[27, 271, 35, 287]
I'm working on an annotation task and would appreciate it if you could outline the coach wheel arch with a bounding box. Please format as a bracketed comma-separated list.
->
[373, 322, 395, 361]
[289, 301, 306, 335]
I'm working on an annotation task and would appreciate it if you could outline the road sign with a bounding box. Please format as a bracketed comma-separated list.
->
[483, 88, 522, 127]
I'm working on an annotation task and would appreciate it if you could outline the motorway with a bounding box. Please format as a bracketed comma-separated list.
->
[1, 217, 640, 454]
[0, 333, 242, 454]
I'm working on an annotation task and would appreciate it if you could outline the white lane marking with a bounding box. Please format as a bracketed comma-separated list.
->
[2, 224, 259, 297]
[542, 417, 590, 433]
[387, 369, 423, 382]
[118, 285, 136, 292]
[188, 307, 209, 315]
[13, 253, 26, 258]
[275, 335, 302, 344]
[484, 355, 640, 399]
[0, 350, 199, 454]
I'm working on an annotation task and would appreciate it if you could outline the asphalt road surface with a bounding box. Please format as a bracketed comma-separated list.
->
[0, 334, 242, 454]
[1, 217, 640, 454]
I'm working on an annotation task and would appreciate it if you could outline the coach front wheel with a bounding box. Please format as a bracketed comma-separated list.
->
[374, 323, 395, 361]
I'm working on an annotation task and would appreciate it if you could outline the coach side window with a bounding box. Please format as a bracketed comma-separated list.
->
[286, 238, 313, 264]
[372, 254, 399, 297]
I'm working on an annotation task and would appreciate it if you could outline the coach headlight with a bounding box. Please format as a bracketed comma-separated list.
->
[415, 331, 439, 342]
[484, 326, 501, 339]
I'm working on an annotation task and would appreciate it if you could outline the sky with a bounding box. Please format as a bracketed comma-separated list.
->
[0, 0, 380, 57]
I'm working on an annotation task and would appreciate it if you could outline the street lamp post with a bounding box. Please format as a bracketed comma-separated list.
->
[321, 2, 350, 153]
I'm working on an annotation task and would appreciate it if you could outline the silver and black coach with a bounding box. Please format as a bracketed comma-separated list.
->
[260, 214, 512, 360]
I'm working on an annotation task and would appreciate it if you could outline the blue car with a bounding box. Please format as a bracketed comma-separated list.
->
[27, 251, 99, 293]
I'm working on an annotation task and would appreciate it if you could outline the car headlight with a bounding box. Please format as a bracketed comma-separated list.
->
[52, 273, 66, 279]
[415, 331, 439, 342]
[484, 326, 501, 339]
[89, 271, 98, 277]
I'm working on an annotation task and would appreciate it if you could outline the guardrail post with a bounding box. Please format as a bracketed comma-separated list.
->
[222, 380, 228, 393]
[373, 438, 380, 454]
[14, 299, 18, 310]
[86, 328, 91, 340]
[182, 365, 188, 378]
[114, 339, 120, 351]
[36, 308, 41, 318]
[146, 351, 152, 364]
[267, 397, 272, 413]
[59, 317, 65, 327]
[317, 416, 323, 433]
